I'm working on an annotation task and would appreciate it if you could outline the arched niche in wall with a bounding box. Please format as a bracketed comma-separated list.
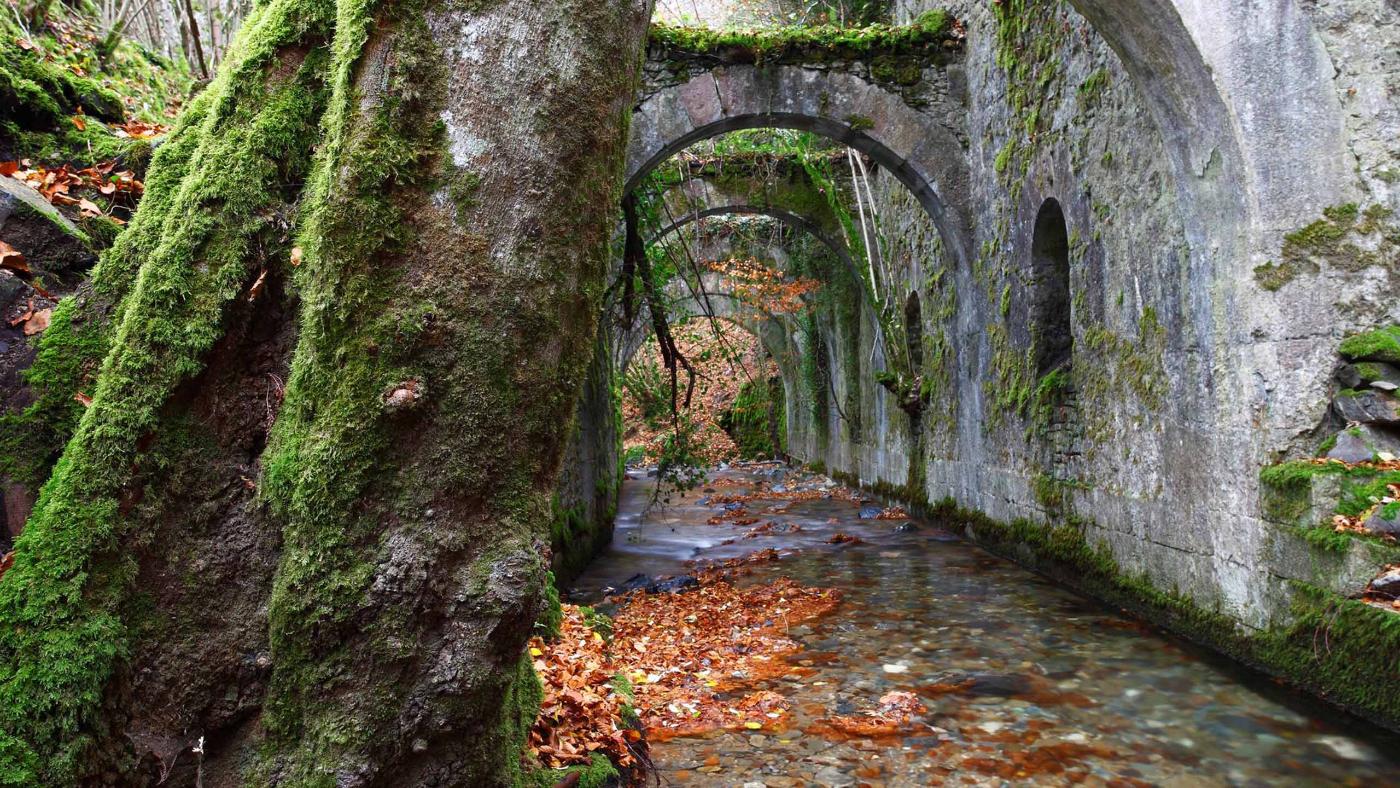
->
[1031, 198, 1073, 376]
[904, 291, 924, 373]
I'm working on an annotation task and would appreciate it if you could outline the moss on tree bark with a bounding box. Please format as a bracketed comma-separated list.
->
[0, 0, 650, 783]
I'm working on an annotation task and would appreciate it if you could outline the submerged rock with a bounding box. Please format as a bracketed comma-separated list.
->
[607, 573, 699, 595]
[650, 574, 699, 594]
[965, 672, 1033, 697]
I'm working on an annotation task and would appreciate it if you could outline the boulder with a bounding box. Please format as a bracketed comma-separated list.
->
[1324, 424, 1400, 463]
[894, 521, 918, 533]
[1367, 566, 1400, 600]
[858, 504, 882, 519]
[1332, 389, 1400, 426]
[0, 175, 96, 287]
[1336, 363, 1363, 389]
[1364, 506, 1400, 536]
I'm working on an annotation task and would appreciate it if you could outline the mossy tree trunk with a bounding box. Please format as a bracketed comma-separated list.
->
[0, 0, 651, 784]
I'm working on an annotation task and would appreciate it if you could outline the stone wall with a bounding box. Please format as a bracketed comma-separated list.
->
[619, 0, 1400, 724]
[551, 326, 624, 584]
[770, 0, 1400, 723]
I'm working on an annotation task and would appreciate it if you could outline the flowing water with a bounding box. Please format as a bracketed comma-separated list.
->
[569, 464, 1400, 787]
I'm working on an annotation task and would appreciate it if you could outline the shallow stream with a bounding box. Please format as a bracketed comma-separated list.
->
[569, 464, 1400, 787]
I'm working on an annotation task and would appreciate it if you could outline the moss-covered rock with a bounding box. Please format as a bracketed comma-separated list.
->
[1340, 325, 1400, 365]
[0, 173, 96, 288]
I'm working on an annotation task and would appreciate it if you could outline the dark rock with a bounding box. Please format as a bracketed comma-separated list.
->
[1350, 361, 1400, 392]
[1333, 389, 1400, 426]
[1324, 424, 1400, 463]
[1364, 506, 1400, 535]
[607, 573, 699, 595]
[894, 522, 918, 533]
[1337, 363, 1363, 389]
[649, 575, 698, 594]
[1367, 567, 1400, 600]
[0, 176, 96, 288]
[858, 504, 882, 519]
[722, 501, 744, 511]
[646, 468, 658, 478]
[616, 574, 652, 593]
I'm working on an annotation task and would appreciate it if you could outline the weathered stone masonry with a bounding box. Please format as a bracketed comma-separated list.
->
[603, 0, 1400, 727]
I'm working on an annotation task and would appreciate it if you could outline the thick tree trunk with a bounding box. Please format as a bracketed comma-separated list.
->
[0, 0, 651, 784]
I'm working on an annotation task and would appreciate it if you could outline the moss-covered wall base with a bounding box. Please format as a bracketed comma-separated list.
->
[551, 324, 623, 585]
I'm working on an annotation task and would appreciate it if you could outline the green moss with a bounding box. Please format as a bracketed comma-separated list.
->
[1339, 325, 1400, 364]
[0, 0, 336, 778]
[989, 0, 1069, 198]
[983, 322, 1036, 429]
[844, 113, 875, 131]
[720, 376, 784, 459]
[1316, 432, 1339, 457]
[1259, 460, 1400, 559]
[648, 14, 958, 69]
[447, 168, 482, 223]
[1277, 203, 1397, 280]
[0, 3, 189, 164]
[1077, 67, 1110, 104]
[1028, 367, 1071, 438]
[1252, 259, 1309, 291]
[1252, 583, 1400, 727]
[537, 571, 563, 641]
[524, 755, 619, 788]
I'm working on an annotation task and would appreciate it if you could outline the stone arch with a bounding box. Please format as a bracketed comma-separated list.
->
[627, 61, 974, 266]
[653, 205, 860, 287]
[1064, 0, 1351, 242]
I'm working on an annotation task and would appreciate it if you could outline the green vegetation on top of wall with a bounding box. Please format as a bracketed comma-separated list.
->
[648, 11, 958, 67]
[1258, 459, 1400, 558]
